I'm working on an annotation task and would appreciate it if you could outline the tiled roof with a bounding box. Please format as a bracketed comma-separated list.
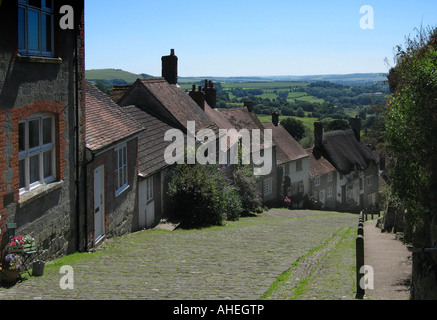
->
[218, 108, 275, 149]
[315, 129, 377, 175]
[118, 78, 219, 134]
[122, 105, 185, 177]
[305, 147, 336, 178]
[264, 123, 308, 165]
[85, 80, 144, 151]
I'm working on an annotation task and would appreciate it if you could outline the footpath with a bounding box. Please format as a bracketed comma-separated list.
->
[364, 220, 412, 300]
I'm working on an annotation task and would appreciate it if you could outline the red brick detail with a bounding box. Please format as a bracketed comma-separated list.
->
[10, 101, 67, 202]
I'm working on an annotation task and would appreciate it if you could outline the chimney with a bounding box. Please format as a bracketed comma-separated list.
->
[188, 85, 206, 110]
[244, 101, 254, 113]
[314, 121, 323, 148]
[349, 117, 361, 142]
[272, 111, 279, 127]
[161, 49, 178, 85]
[203, 80, 217, 108]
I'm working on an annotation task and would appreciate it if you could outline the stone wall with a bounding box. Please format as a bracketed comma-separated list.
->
[0, 0, 85, 261]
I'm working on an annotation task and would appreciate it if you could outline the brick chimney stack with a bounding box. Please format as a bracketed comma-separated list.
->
[272, 111, 279, 127]
[349, 117, 362, 142]
[161, 49, 178, 85]
[188, 85, 206, 110]
[244, 101, 254, 113]
[203, 80, 217, 108]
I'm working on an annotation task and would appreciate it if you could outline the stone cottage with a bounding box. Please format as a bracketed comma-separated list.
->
[84, 80, 144, 248]
[306, 147, 337, 210]
[312, 118, 379, 212]
[0, 0, 86, 260]
[264, 112, 310, 208]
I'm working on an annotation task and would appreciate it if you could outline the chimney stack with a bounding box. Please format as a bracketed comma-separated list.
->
[349, 117, 361, 142]
[272, 111, 279, 127]
[244, 101, 254, 113]
[203, 80, 217, 108]
[314, 121, 323, 148]
[161, 49, 178, 85]
[188, 85, 206, 110]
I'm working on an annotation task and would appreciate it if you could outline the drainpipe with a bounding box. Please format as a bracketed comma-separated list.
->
[74, 7, 84, 252]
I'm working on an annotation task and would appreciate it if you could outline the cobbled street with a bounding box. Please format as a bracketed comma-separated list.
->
[0, 209, 358, 300]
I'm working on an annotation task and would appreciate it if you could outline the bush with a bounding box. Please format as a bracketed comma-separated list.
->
[168, 164, 243, 228]
[232, 168, 263, 216]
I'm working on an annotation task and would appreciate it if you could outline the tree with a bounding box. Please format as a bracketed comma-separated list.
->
[385, 26, 437, 247]
[168, 163, 243, 228]
[280, 117, 306, 141]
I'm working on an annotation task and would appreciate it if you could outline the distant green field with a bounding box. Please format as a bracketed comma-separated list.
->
[258, 115, 318, 131]
[221, 81, 310, 90]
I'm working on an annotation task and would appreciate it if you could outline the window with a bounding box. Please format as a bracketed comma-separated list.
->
[19, 113, 55, 194]
[327, 187, 333, 198]
[296, 159, 302, 172]
[146, 176, 153, 202]
[263, 177, 273, 196]
[284, 164, 290, 176]
[328, 172, 333, 182]
[18, 0, 54, 57]
[368, 193, 376, 206]
[115, 144, 128, 196]
[367, 176, 372, 187]
[315, 177, 321, 187]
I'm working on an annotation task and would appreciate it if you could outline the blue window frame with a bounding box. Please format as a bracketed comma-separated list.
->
[18, 0, 54, 57]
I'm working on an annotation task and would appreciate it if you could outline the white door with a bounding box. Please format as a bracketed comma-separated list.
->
[94, 165, 105, 241]
[139, 176, 155, 229]
[319, 190, 325, 206]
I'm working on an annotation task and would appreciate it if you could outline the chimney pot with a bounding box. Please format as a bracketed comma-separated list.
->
[349, 117, 362, 142]
[162, 49, 178, 85]
[244, 101, 254, 113]
[272, 111, 279, 127]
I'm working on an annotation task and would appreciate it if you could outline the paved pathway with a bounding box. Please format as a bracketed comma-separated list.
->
[364, 220, 412, 300]
[0, 210, 358, 300]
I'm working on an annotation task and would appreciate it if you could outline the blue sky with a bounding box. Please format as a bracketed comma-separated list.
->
[85, 0, 437, 77]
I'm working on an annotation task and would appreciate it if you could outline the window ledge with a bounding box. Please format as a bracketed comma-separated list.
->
[18, 181, 64, 208]
[16, 54, 62, 64]
[115, 185, 130, 198]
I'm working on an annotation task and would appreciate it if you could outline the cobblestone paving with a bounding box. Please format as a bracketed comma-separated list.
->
[0, 210, 358, 300]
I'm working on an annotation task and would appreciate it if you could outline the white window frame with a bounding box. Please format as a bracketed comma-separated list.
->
[368, 193, 376, 206]
[263, 177, 273, 196]
[19, 113, 56, 195]
[18, 0, 54, 57]
[315, 176, 321, 187]
[296, 159, 302, 172]
[146, 176, 153, 202]
[114, 143, 129, 197]
[284, 164, 290, 176]
[367, 176, 372, 187]
[327, 187, 333, 198]
[328, 172, 333, 182]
